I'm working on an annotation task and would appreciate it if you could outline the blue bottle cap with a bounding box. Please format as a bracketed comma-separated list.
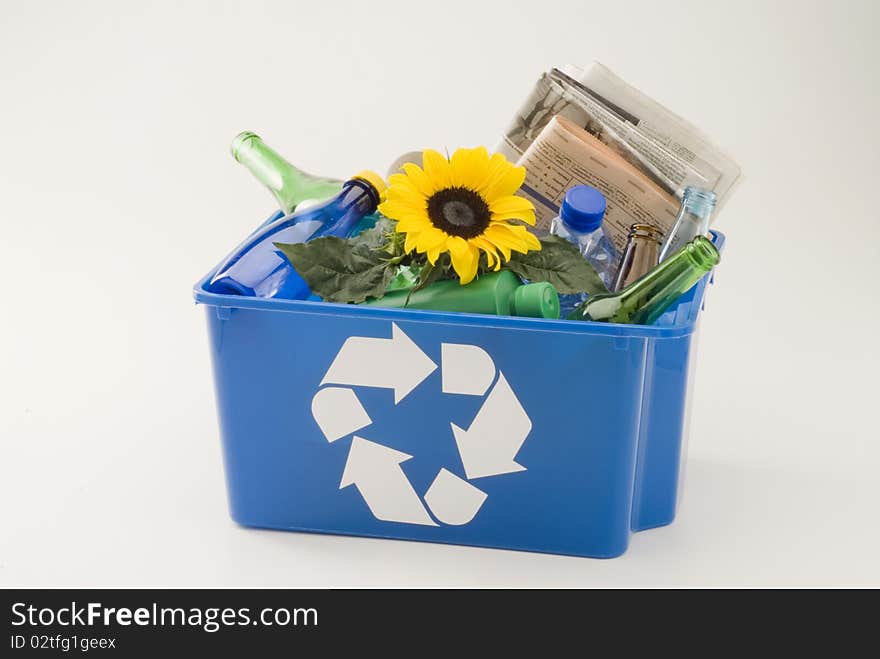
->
[560, 185, 607, 233]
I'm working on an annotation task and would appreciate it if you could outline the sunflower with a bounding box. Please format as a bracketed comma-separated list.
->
[378, 147, 541, 284]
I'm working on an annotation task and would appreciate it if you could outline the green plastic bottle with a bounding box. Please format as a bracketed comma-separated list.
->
[231, 131, 343, 214]
[361, 270, 560, 319]
[568, 235, 719, 325]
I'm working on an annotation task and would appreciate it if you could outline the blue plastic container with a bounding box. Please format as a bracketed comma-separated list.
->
[194, 232, 724, 558]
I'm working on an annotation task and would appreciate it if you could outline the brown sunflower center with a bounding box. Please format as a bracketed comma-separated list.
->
[426, 187, 491, 238]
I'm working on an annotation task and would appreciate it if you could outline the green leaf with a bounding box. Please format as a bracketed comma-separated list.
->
[274, 237, 395, 304]
[505, 235, 610, 295]
[348, 216, 396, 251]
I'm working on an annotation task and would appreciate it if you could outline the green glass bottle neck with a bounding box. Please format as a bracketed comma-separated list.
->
[617, 235, 719, 324]
[232, 132, 339, 214]
[232, 133, 302, 212]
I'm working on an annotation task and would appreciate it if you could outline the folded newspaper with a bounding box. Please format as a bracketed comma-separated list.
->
[497, 62, 741, 244]
[517, 114, 679, 249]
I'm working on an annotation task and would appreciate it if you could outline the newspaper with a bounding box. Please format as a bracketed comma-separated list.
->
[516, 115, 679, 250]
[498, 62, 742, 212]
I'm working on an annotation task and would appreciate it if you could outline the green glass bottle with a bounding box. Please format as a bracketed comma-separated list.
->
[361, 270, 560, 319]
[567, 235, 719, 325]
[231, 131, 342, 214]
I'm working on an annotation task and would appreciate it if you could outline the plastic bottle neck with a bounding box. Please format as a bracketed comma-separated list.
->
[561, 217, 600, 239]
[677, 187, 716, 223]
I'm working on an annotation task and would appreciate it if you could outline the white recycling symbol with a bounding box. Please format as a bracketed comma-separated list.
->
[310, 322, 533, 527]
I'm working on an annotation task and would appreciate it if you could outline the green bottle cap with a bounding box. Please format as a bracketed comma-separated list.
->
[511, 282, 560, 319]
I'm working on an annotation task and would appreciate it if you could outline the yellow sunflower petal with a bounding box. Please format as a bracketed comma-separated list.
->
[519, 226, 542, 251]
[415, 227, 449, 253]
[387, 172, 418, 191]
[482, 164, 527, 202]
[489, 193, 535, 217]
[394, 217, 430, 234]
[426, 246, 442, 264]
[379, 200, 429, 223]
[482, 246, 499, 270]
[490, 208, 537, 226]
[404, 230, 420, 254]
[469, 236, 501, 270]
[477, 154, 519, 196]
[385, 185, 427, 210]
[446, 236, 479, 285]
[421, 149, 452, 192]
[389, 210, 431, 231]
[450, 147, 491, 190]
[481, 225, 512, 261]
[483, 223, 531, 255]
[487, 222, 541, 253]
[479, 153, 511, 191]
[387, 172, 426, 197]
[399, 163, 435, 197]
[483, 224, 522, 250]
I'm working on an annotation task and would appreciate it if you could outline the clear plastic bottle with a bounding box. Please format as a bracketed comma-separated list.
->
[549, 185, 618, 315]
[208, 171, 386, 299]
[658, 186, 716, 262]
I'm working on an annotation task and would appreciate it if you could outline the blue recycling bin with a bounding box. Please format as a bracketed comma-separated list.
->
[193, 232, 724, 558]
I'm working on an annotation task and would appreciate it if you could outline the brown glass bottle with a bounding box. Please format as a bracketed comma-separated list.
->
[612, 224, 664, 292]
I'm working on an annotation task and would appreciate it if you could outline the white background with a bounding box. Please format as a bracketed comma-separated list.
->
[2, 0, 878, 587]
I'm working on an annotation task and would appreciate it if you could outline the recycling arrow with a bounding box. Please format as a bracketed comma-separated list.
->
[339, 436, 437, 526]
[321, 323, 437, 404]
[424, 468, 488, 526]
[311, 386, 372, 443]
[451, 372, 532, 479]
[316, 322, 534, 528]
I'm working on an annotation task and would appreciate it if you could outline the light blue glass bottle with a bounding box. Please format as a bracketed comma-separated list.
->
[549, 185, 619, 316]
[208, 171, 386, 299]
[658, 186, 716, 262]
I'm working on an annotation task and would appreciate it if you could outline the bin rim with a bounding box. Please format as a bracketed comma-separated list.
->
[193, 231, 725, 340]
